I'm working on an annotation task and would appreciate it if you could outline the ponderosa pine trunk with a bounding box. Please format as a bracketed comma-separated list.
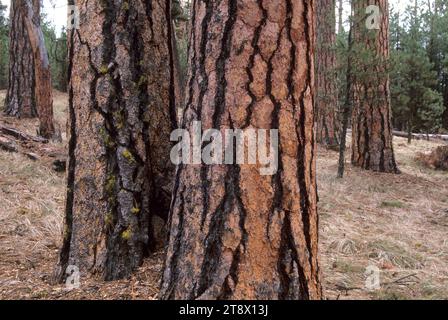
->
[351, 0, 399, 173]
[55, 0, 176, 281]
[316, 0, 339, 147]
[3, 0, 38, 118]
[22, 0, 55, 139]
[160, 0, 322, 300]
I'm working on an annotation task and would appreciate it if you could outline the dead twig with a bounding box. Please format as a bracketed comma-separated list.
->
[0, 124, 49, 144]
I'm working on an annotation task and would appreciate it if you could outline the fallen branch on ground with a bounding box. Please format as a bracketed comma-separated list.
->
[0, 135, 18, 153]
[392, 131, 448, 142]
[0, 124, 49, 143]
[0, 123, 65, 172]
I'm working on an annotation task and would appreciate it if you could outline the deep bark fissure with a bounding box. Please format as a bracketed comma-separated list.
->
[54, 7, 76, 281]
[57, 0, 175, 281]
[242, 0, 267, 129]
[166, 0, 179, 129]
[294, 0, 317, 295]
[161, 0, 201, 299]
[197, 0, 214, 229]
[161, 0, 321, 300]
[196, 0, 240, 298]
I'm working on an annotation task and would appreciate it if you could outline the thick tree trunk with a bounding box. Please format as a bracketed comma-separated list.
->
[3, 0, 38, 118]
[22, 0, 55, 139]
[55, 0, 176, 281]
[160, 0, 322, 300]
[316, 0, 339, 147]
[351, 0, 399, 173]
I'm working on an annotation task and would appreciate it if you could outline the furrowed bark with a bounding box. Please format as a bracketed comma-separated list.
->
[351, 0, 399, 173]
[55, 0, 176, 281]
[316, 0, 339, 147]
[22, 0, 55, 139]
[161, 0, 322, 300]
[3, 0, 38, 118]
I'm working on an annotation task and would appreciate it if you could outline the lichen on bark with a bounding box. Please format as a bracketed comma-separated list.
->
[56, 0, 177, 281]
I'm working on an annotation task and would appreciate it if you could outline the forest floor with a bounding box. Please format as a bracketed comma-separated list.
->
[0, 90, 447, 300]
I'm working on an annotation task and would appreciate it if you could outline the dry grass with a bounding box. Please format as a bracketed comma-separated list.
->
[319, 137, 448, 300]
[0, 90, 447, 299]
[416, 146, 448, 171]
[0, 91, 65, 298]
[0, 90, 163, 299]
[0, 90, 68, 138]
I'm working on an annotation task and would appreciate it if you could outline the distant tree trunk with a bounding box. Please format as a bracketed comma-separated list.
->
[171, 20, 184, 124]
[0, 1, 8, 90]
[316, 0, 339, 147]
[338, 24, 354, 179]
[55, 0, 176, 281]
[22, 0, 55, 139]
[3, 0, 38, 118]
[338, 0, 344, 34]
[351, 0, 399, 173]
[443, 78, 448, 129]
[160, 0, 322, 300]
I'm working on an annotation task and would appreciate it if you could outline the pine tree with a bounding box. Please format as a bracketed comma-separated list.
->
[390, 0, 444, 138]
[351, 0, 399, 173]
[0, 0, 8, 89]
[42, 17, 68, 92]
[160, 0, 322, 300]
[22, 0, 56, 139]
[55, 0, 177, 282]
[426, 0, 448, 129]
[316, 0, 339, 147]
[335, 0, 349, 134]
[3, 0, 38, 118]
[389, 5, 408, 132]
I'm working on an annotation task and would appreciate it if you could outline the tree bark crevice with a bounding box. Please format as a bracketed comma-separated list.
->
[160, 0, 321, 300]
[56, 0, 176, 282]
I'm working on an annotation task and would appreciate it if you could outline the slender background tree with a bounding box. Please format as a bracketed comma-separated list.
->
[316, 0, 339, 147]
[0, 0, 8, 90]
